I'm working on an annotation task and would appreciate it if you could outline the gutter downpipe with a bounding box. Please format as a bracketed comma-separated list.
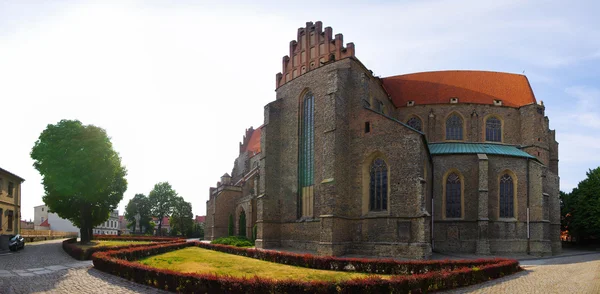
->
[431, 160, 434, 251]
[526, 158, 530, 255]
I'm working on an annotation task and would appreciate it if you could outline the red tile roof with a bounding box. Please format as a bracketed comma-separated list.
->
[246, 127, 261, 154]
[195, 215, 205, 223]
[381, 70, 537, 108]
[40, 219, 50, 227]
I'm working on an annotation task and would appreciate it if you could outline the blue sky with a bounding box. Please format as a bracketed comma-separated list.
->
[1, 0, 598, 221]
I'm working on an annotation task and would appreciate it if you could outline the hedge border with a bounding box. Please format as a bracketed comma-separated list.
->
[62, 237, 187, 260]
[93, 235, 185, 242]
[92, 242, 522, 293]
[195, 242, 512, 275]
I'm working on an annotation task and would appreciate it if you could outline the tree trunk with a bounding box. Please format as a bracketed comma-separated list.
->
[80, 206, 91, 244]
[157, 219, 162, 236]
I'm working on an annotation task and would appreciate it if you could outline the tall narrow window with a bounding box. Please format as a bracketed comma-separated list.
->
[7, 182, 13, 197]
[486, 117, 502, 142]
[446, 172, 462, 218]
[369, 158, 388, 211]
[7, 210, 13, 231]
[446, 114, 463, 140]
[499, 174, 514, 218]
[407, 117, 422, 131]
[0, 208, 2, 230]
[299, 91, 315, 218]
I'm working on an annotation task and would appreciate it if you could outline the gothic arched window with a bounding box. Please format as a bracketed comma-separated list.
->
[369, 158, 388, 211]
[446, 114, 463, 140]
[299, 91, 315, 218]
[407, 117, 422, 131]
[446, 172, 462, 218]
[499, 173, 514, 218]
[486, 117, 502, 142]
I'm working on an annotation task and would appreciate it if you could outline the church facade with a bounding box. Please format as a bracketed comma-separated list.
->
[205, 21, 561, 259]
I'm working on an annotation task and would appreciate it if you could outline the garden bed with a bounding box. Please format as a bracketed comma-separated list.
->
[63, 237, 186, 260]
[92, 242, 521, 293]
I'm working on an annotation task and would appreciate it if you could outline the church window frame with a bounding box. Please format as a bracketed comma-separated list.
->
[442, 169, 464, 219]
[485, 115, 503, 142]
[445, 112, 465, 141]
[298, 90, 315, 218]
[498, 171, 517, 219]
[406, 115, 423, 132]
[369, 158, 388, 211]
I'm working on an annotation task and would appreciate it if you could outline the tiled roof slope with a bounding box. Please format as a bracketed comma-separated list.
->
[381, 70, 537, 108]
[246, 127, 261, 154]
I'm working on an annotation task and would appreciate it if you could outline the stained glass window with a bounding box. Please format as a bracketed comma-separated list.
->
[446, 172, 461, 218]
[407, 117, 422, 131]
[299, 92, 315, 218]
[486, 117, 502, 142]
[446, 114, 463, 140]
[369, 158, 388, 211]
[499, 174, 514, 218]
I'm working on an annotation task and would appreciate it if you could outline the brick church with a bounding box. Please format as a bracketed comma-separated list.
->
[206, 21, 561, 259]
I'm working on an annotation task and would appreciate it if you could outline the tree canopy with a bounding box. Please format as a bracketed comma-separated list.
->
[170, 196, 193, 236]
[148, 182, 176, 235]
[124, 193, 152, 234]
[31, 119, 127, 243]
[561, 167, 600, 241]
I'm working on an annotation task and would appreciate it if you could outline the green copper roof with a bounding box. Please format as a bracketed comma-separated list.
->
[428, 143, 536, 159]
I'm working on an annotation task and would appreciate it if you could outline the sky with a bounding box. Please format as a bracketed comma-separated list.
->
[1, 0, 599, 222]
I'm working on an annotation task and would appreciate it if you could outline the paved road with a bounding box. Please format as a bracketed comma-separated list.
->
[0, 239, 166, 294]
[443, 252, 600, 294]
[1, 239, 598, 293]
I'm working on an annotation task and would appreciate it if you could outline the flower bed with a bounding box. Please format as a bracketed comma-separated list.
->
[62, 237, 186, 260]
[92, 242, 521, 293]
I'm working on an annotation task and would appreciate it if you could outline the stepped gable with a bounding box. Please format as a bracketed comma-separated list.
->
[276, 21, 355, 89]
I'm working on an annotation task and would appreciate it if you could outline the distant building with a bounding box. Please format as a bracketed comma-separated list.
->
[20, 220, 34, 230]
[119, 215, 130, 235]
[93, 210, 119, 235]
[34, 205, 119, 235]
[194, 215, 205, 225]
[0, 167, 25, 236]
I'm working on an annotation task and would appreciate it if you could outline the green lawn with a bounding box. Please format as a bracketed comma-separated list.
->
[75, 240, 153, 251]
[137, 247, 387, 282]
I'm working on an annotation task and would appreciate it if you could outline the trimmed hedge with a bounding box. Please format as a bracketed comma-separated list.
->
[92, 241, 521, 293]
[62, 237, 186, 260]
[211, 236, 253, 247]
[93, 235, 185, 242]
[195, 242, 510, 275]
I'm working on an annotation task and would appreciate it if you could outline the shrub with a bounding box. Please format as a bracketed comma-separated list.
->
[252, 224, 257, 242]
[93, 235, 185, 242]
[62, 237, 186, 260]
[211, 236, 253, 247]
[228, 214, 234, 236]
[92, 241, 521, 293]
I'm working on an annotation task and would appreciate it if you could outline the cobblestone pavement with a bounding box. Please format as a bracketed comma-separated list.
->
[2, 239, 598, 293]
[443, 253, 600, 294]
[0, 239, 167, 294]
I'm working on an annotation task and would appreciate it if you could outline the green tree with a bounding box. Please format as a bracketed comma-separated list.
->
[31, 120, 127, 244]
[124, 194, 152, 234]
[228, 214, 234, 236]
[148, 182, 176, 236]
[170, 196, 193, 237]
[238, 211, 246, 237]
[561, 167, 600, 241]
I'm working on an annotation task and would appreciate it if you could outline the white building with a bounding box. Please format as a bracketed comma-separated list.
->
[34, 205, 120, 235]
[93, 209, 119, 235]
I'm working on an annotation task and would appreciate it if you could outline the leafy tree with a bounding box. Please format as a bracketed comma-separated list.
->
[170, 196, 193, 237]
[238, 211, 246, 237]
[31, 119, 127, 244]
[124, 194, 152, 234]
[148, 182, 176, 236]
[191, 222, 204, 238]
[561, 167, 600, 241]
[228, 214, 234, 236]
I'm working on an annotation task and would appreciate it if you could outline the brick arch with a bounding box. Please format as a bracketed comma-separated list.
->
[235, 203, 251, 238]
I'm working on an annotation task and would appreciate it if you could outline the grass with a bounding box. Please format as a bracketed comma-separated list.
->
[138, 247, 388, 282]
[75, 240, 153, 251]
